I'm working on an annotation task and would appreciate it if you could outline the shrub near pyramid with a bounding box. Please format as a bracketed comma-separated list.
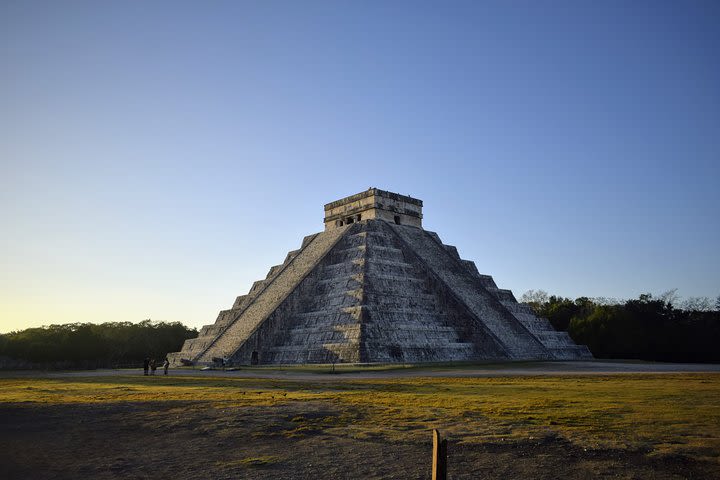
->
[169, 189, 592, 366]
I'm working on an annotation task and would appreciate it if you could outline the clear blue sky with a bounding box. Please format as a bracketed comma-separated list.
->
[2, 1, 718, 333]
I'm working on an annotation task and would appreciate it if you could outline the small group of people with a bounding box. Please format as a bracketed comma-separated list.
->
[143, 357, 170, 376]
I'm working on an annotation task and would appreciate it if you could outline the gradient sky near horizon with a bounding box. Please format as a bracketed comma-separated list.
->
[2, 1, 719, 333]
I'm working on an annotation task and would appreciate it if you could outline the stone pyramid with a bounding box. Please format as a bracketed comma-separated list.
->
[169, 188, 591, 366]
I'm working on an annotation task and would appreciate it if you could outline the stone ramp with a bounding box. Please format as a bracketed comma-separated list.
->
[457, 263, 592, 359]
[359, 221, 504, 362]
[171, 224, 352, 365]
[255, 228, 368, 364]
[388, 224, 551, 360]
[399, 226, 591, 360]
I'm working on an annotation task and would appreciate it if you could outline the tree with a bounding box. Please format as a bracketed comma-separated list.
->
[520, 290, 549, 312]
[543, 296, 582, 331]
[0, 321, 197, 368]
[659, 289, 679, 308]
[681, 297, 713, 312]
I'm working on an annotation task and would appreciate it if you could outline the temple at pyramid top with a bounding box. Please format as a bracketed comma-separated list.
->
[324, 188, 423, 230]
[169, 188, 592, 366]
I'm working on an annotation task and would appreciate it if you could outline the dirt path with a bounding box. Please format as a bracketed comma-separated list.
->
[12, 360, 720, 381]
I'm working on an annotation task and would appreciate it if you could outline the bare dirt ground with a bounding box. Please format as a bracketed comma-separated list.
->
[1, 361, 718, 479]
[1, 400, 715, 480]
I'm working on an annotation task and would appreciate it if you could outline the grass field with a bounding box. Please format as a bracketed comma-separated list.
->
[1, 372, 718, 479]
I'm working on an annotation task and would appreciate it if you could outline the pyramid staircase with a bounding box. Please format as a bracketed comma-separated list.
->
[169, 220, 591, 366]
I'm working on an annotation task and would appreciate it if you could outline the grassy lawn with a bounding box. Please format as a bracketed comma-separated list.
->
[2, 372, 718, 464]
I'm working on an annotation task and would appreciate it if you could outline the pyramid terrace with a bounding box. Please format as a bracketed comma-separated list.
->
[169, 188, 591, 366]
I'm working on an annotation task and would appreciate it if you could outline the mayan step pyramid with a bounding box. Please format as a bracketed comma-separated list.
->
[169, 188, 592, 366]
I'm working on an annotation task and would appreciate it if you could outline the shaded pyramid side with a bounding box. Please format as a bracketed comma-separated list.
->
[357, 221, 509, 362]
[260, 220, 510, 364]
[170, 219, 592, 366]
[388, 224, 552, 360]
[462, 268, 592, 360]
[168, 223, 355, 366]
[238, 224, 369, 364]
[389, 224, 592, 360]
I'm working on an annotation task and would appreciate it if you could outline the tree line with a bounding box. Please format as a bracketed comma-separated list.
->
[521, 290, 720, 362]
[0, 320, 197, 369]
[2, 292, 719, 367]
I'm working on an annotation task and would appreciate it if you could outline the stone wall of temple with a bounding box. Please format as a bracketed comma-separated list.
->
[323, 188, 422, 230]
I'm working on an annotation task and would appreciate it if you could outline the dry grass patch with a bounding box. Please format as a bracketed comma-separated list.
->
[1, 373, 718, 462]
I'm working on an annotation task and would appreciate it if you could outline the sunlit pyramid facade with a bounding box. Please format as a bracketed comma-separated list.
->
[169, 188, 592, 366]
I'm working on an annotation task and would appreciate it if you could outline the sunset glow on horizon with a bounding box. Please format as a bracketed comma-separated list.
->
[2, 1, 718, 333]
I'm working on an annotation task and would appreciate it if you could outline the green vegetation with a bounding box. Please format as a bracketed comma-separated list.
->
[2, 373, 718, 462]
[522, 291, 720, 362]
[0, 320, 197, 369]
[2, 290, 718, 368]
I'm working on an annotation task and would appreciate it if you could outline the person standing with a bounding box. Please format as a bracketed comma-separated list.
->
[163, 358, 169, 375]
[149, 358, 157, 375]
[143, 357, 150, 376]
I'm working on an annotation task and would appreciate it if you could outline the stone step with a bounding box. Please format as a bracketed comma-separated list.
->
[329, 244, 366, 256]
[316, 270, 362, 282]
[534, 331, 576, 345]
[249, 279, 268, 295]
[324, 246, 366, 264]
[548, 344, 593, 360]
[265, 264, 283, 279]
[365, 235, 399, 249]
[310, 286, 364, 298]
[389, 223, 551, 360]
[321, 262, 364, 276]
[301, 234, 318, 248]
[488, 288, 516, 302]
[285, 323, 362, 334]
[366, 276, 427, 292]
[366, 307, 447, 318]
[366, 245, 405, 260]
[280, 334, 360, 346]
[361, 341, 473, 349]
[262, 345, 360, 364]
[283, 249, 300, 264]
[476, 274, 498, 290]
[366, 265, 419, 278]
[461, 260, 480, 277]
[362, 344, 478, 363]
[307, 294, 362, 308]
[501, 301, 536, 315]
[232, 295, 251, 310]
[363, 292, 440, 309]
[198, 324, 222, 336]
[265, 343, 355, 353]
[365, 332, 464, 344]
[180, 336, 215, 354]
[511, 312, 555, 332]
[194, 224, 353, 363]
[443, 244, 461, 260]
[293, 306, 362, 318]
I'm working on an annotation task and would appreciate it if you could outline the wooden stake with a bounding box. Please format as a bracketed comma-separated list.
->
[432, 429, 447, 480]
